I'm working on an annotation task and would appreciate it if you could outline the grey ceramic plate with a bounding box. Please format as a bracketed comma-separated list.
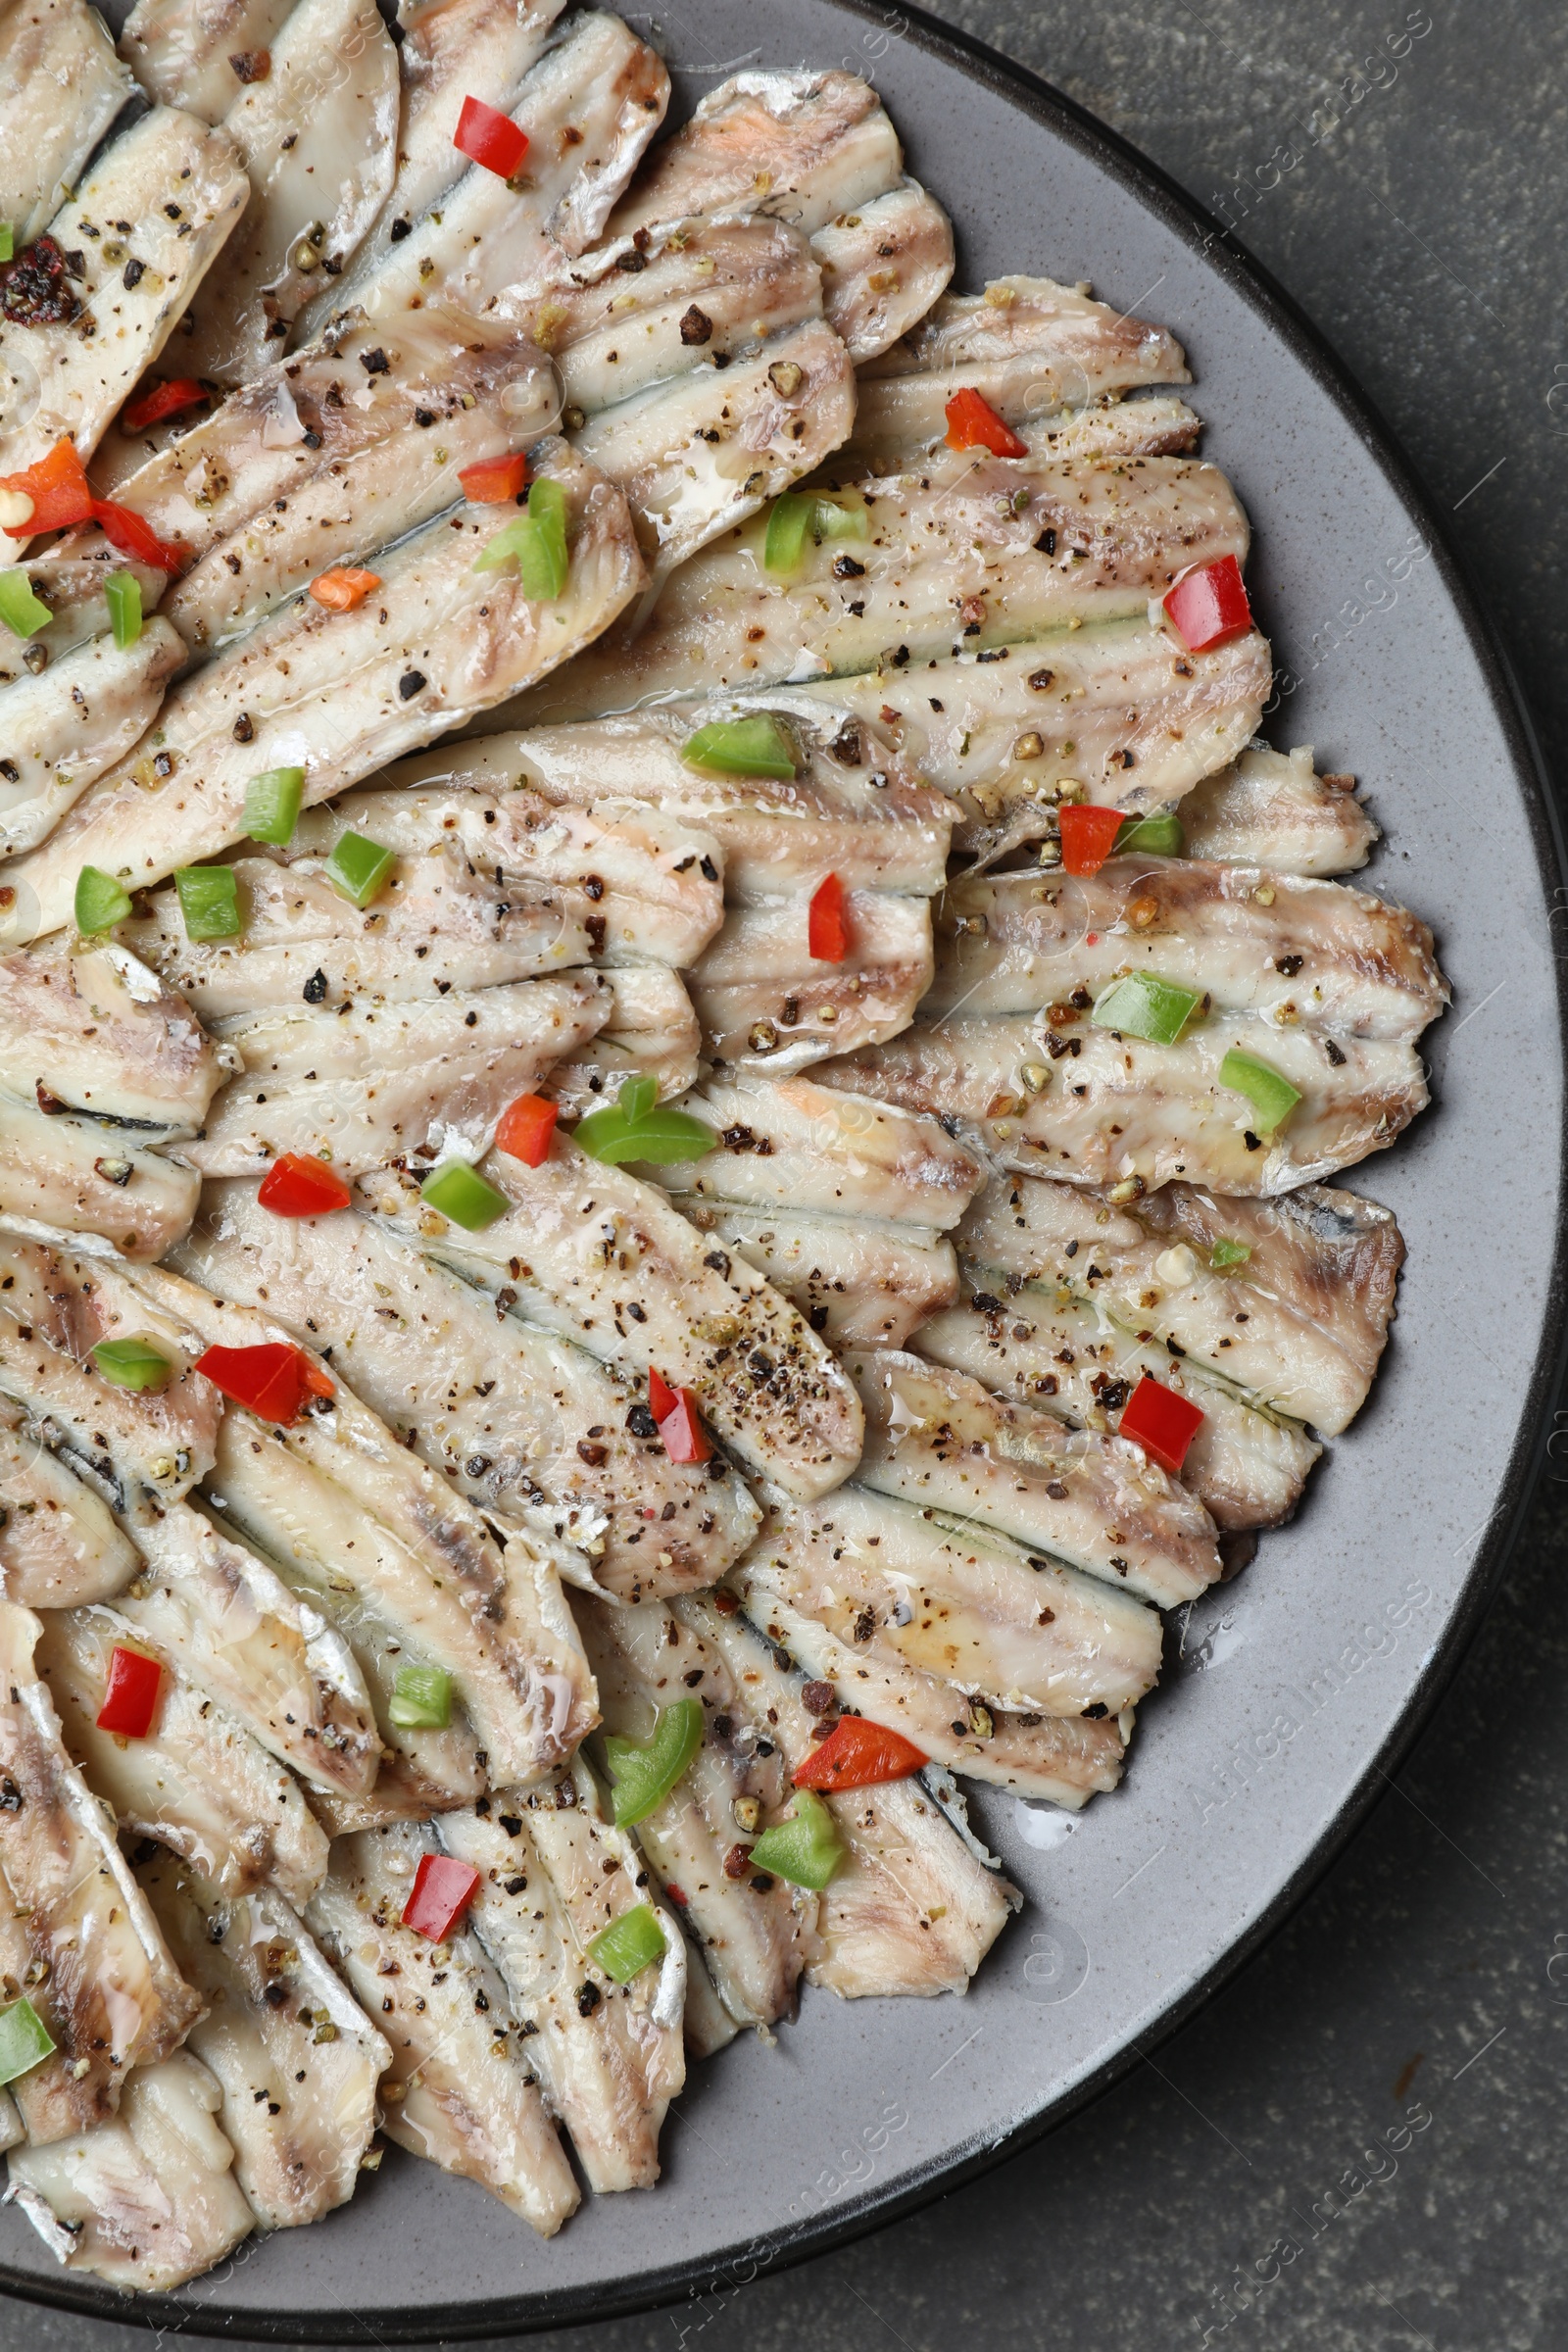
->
[6, 1, 1564, 2337]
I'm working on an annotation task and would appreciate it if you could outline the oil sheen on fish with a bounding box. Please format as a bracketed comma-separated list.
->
[0, 1096, 201, 1259]
[1178, 744, 1380, 876]
[0, 0, 137, 246]
[0, 943, 220, 1132]
[0, 622, 184, 859]
[120, 0, 300, 122]
[0, 1410, 136, 1604]
[678, 1199, 958, 1350]
[811, 180, 955, 361]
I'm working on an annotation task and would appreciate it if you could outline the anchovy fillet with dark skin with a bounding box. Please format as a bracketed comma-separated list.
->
[0, 1096, 200, 1259]
[0, 1405, 137, 1604]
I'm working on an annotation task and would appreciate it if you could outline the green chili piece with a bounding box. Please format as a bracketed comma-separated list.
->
[603, 1698, 704, 1828]
[811, 497, 867, 542]
[1114, 810, 1185, 856]
[105, 569, 142, 650]
[324, 830, 396, 908]
[91, 1337, 172, 1392]
[0, 571, 51, 638]
[174, 864, 242, 942]
[747, 1789, 843, 1890]
[573, 1074, 718, 1167]
[419, 1159, 509, 1230]
[1091, 971, 1201, 1046]
[679, 713, 797, 780]
[1209, 1238, 1252, 1269]
[473, 475, 568, 597]
[0, 1997, 55, 2085]
[762, 489, 813, 575]
[587, 1902, 665, 1984]
[388, 1665, 452, 1730]
[0, 226, 12, 265]
[244, 766, 306, 846]
[74, 864, 131, 934]
[1218, 1048, 1301, 1134]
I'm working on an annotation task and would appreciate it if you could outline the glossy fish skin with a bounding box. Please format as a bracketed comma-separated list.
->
[550, 964, 703, 1113]
[959, 1174, 1404, 1436]
[844, 388, 1200, 477]
[175, 1182, 763, 1598]
[0, 1412, 137, 1605]
[681, 1200, 958, 1351]
[929, 858, 1447, 1042]
[437, 1759, 686, 2194]
[917, 1285, 1320, 1534]
[187, 973, 609, 1177]
[686, 888, 934, 1071]
[0, 1600, 203, 2146]
[305, 1827, 578, 2233]
[575, 1594, 811, 2034]
[0, 109, 249, 490]
[820, 1012, 1429, 1197]
[0, 624, 184, 862]
[1180, 744, 1380, 876]
[5, 2051, 253, 2293]
[121, 851, 585, 1019]
[0, 1096, 200, 1259]
[683, 1593, 1014, 1998]
[731, 1552, 1125, 1807]
[362, 1136, 865, 1501]
[0, 0, 137, 246]
[507, 453, 1250, 722]
[8, 443, 645, 943]
[134, 1852, 390, 2230]
[120, 0, 300, 122]
[812, 180, 956, 361]
[850, 1348, 1221, 1607]
[181, 0, 399, 386]
[0, 944, 220, 1133]
[39, 1603, 327, 1903]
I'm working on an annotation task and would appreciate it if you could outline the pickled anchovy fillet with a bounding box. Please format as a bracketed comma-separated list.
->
[1178, 744, 1379, 876]
[812, 180, 955, 362]
[819, 1012, 1428, 1197]
[0, 944, 220, 1133]
[0, 1407, 136, 1604]
[0, 1599, 202, 2145]
[37, 1602, 329, 1904]
[186, 972, 610, 1177]
[0, 1095, 200, 1259]
[6, 2052, 253, 2292]
[958, 1173, 1403, 1436]
[135, 1852, 389, 2230]
[680, 1200, 958, 1351]
[181, 0, 400, 386]
[849, 1348, 1222, 1605]
[0, 623, 183, 860]
[307, 1823, 579, 2234]
[683, 1593, 1014, 1997]
[927, 859, 1446, 1042]
[917, 1284, 1320, 1534]
[361, 1138, 865, 1500]
[437, 1758, 685, 2193]
[0, 0, 137, 247]
[8, 441, 645, 942]
[0, 108, 249, 491]
[550, 964, 703, 1112]
[575, 1594, 810, 2032]
[120, 0, 300, 122]
[687, 887, 934, 1072]
[507, 452, 1250, 724]
[175, 1182, 762, 1597]
[844, 389, 1200, 478]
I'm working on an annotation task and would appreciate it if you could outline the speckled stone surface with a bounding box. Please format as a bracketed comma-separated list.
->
[9, 3, 1566, 2347]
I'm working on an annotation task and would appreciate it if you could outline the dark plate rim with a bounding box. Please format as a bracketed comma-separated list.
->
[7, 2, 1565, 2337]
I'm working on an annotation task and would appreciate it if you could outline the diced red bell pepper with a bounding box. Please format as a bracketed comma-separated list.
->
[1162, 554, 1253, 653]
[808, 871, 849, 962]
[459, 451, 528, 504]
[257, 1152, 353, 1217]
[194, 1339, 334, 1424]
[454, 95, 529, 181]
[121, 377, 209, 434]
[792, 1714, 928, 1791]
[1117, 1373, 1205, 1475]
[659, 1388, 711, 1464]
[96, 1644, 162, 1739]
[495, 1092, 558, 1165]
[401, 1853, 481, 1942]
[944, 387, 1028, 459]
[1056, 803, 1126, 877]
[0, 437, 92, 536]
[647, 1366, 677, 1425]
[90, 498, 186, 574]
[309, 564, 381, 612]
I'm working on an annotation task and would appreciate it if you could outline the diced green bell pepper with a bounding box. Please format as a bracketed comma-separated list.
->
[603, 1697, 704, 1828]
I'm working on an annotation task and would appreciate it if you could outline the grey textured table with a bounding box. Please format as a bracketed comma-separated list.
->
[8, 2, 1566, 2346]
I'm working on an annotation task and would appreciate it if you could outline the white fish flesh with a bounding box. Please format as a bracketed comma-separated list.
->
[436, 1758, 686, 2193]
[550, 964, 703, 1113]
[958, 1173, 1403, 1436]
[135, 1851, 390, 2230]
[6, 2051, 253, 2291]
[361, 1136, 866, 1501]
[0, 943, 220, 1132]
[186, 972, 610, 1177]
[0, 622, 184, 861]
[681, 1199, 958, 1351]
[812, 180, 955, 362]
[686, 886, 934, 1071]
[1179, 743, 1379, 876]
[0, 0, 136, 247]
[819, 1012, 1429, 1196]
[120, 0, 301, 122]
[306, 1823, 580, 2234]
[0, 109, 248, 490]
[845, 388, 1200, 477]
[181, 0, 399, 386]
[928, 858, 1447, 1041]
[917, 1284, 1320, 1533]
[36, 1601, 329, 1904]
[0, 1095, 200, 1259]
[849, 1347, 1221, 1606]
[683, 1593, 1014, 1998]
[0, 1598, 202, 2144]
[174, 1180, 763, 1596]
[7, 441, 645, 942]
[0, 1408, 136, 1604]
[505, 452, 1251, 722]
